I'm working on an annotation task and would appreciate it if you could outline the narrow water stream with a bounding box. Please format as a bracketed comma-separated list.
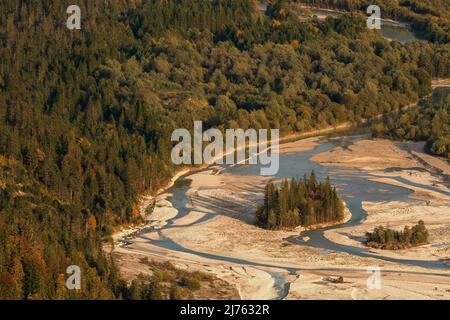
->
[126, 133, 449, 299]
[141, 135, 449, 271]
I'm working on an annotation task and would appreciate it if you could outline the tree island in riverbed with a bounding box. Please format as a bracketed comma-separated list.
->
[256, 172, 345, 229]
[365, 220, 429, 250]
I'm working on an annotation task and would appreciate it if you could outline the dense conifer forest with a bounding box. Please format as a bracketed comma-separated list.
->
[365, 220, 429, 249]
[255, 172, 345, 229]
[0, 0, 448, 299]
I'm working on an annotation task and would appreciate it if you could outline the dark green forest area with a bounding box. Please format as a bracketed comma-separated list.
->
[0, 0, 449, 299]
[373, 88, 449, 158]
[255, 172, 345, 229]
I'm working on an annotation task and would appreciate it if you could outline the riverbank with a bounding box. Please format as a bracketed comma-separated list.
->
[312, 139, 450, 265]
[110, 126, 353, 245]
[292, 3, 411, 28]
[111, 168, 193, 244]
[110, 135, 450, 300]
[110, 80, 448, 245]
[110, 138, 322, 299]
[108, 85, 450, 300]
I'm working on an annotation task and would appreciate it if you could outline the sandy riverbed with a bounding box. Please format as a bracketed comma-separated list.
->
[312, 139, 450, 265]
[111, 137, 450, 300]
